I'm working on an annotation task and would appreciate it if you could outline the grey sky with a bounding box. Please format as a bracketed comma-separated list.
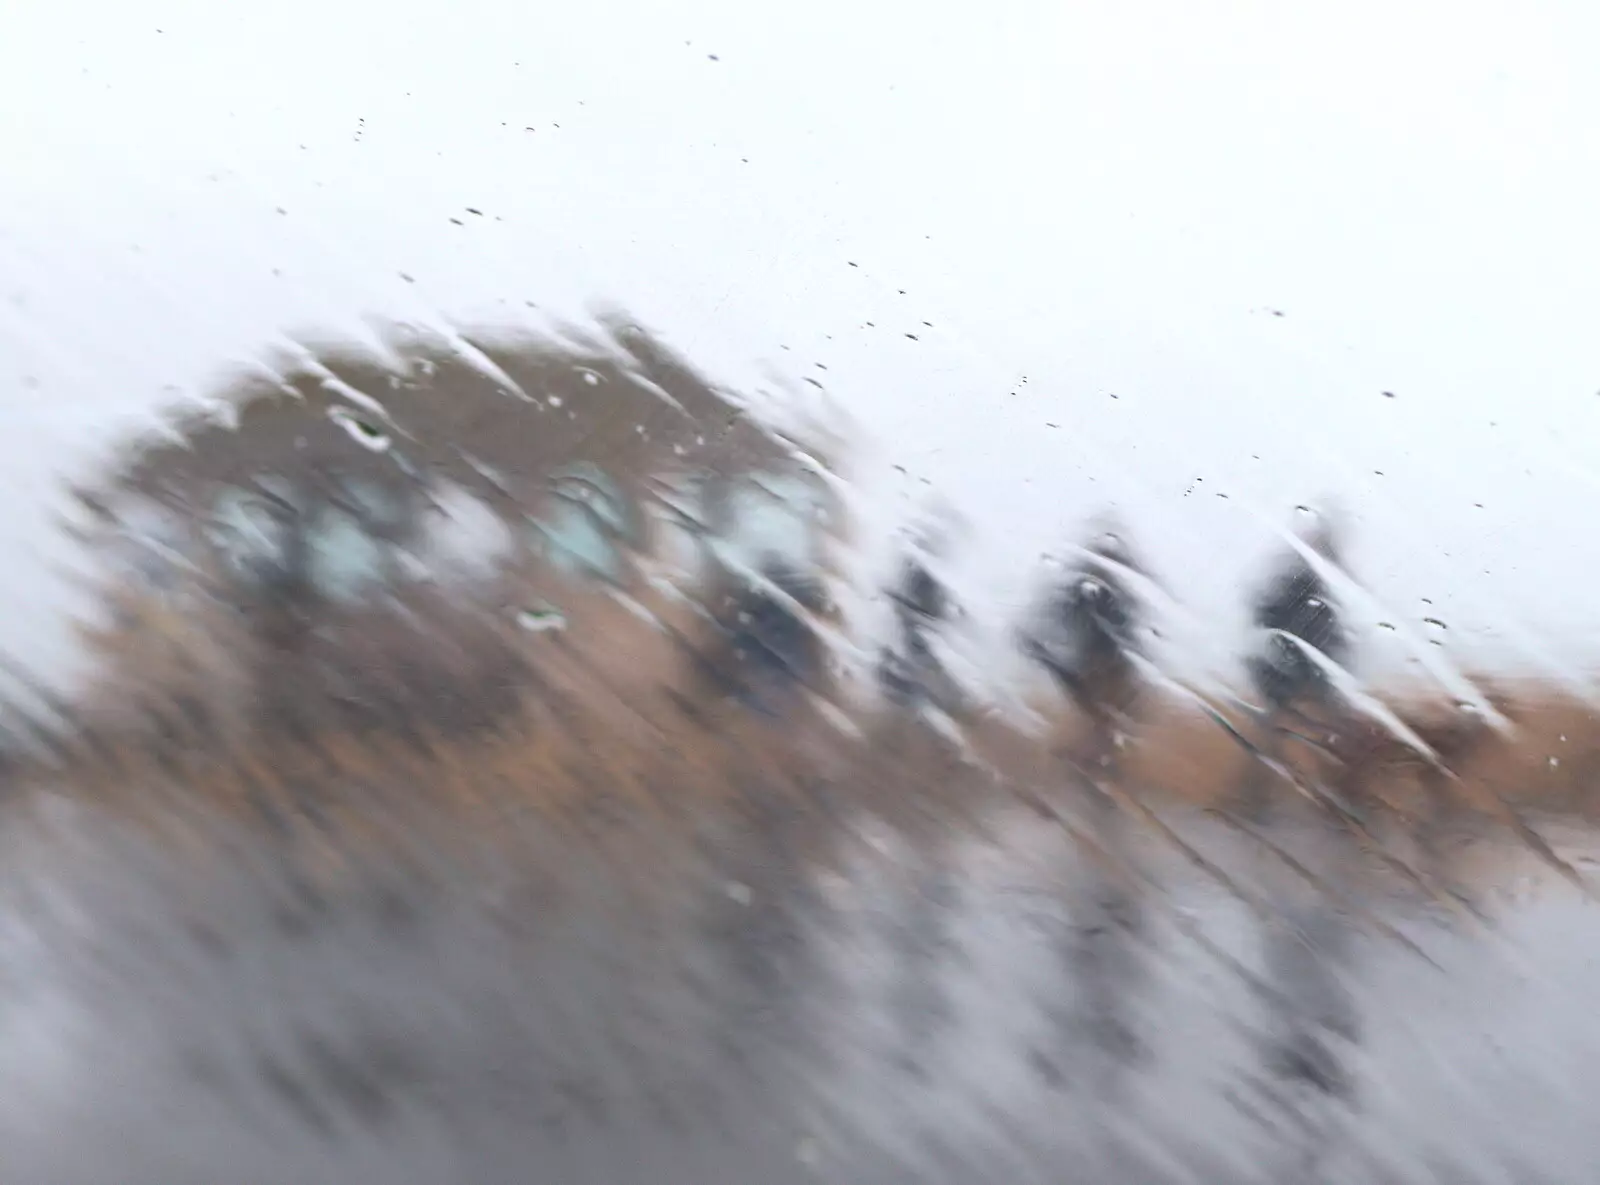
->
[3, 0, 1599, 697]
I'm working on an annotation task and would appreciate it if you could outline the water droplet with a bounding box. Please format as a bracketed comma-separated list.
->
[581, 370, 601, 386]
[1550, 756, 1561, 768]
[725, 881, 752, 905]
[516, 606, 567, 633]
[548, 395, 563, 408]
[328, 407, 392, 452]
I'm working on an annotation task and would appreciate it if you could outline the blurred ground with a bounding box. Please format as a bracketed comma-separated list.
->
[0, 764, 1595, 1184]
[2, 645, 1598, 1183]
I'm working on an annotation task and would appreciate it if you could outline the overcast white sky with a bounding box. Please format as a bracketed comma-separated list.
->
[3, 0, 1600, 699]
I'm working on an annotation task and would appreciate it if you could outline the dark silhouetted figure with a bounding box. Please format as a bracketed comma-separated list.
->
[877, 541, 956, 712]
[242, 495, 324, 744]
[1023, 523, 1154, 1092]
[1238, 510, 1350, 820]
[718, 553, 828, 717]
[1021, 525, 1146, 733]
[696, 551, 839, 1083]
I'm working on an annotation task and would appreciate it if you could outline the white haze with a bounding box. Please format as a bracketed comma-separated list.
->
[2, 0, 1599, 700]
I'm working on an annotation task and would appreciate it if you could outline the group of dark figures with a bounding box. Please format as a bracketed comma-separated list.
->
[712, 506, 1355, 825]
[703, 512, 1387, 1174]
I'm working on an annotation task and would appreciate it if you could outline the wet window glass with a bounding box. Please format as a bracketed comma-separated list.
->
[306, 502, 389, 604]
[532, 463, 631, 582]
[722, 471, 825, 572]
[99, 498, 186, 591]
[7, 6, 1600, 1182]
[210, 484, 295, 580]
[649, 473, 711, 583]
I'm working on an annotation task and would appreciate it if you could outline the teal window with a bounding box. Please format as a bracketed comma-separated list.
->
[532, 464, 632, 582]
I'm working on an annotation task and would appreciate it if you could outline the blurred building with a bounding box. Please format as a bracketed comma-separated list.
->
[68, 314, 850, 738]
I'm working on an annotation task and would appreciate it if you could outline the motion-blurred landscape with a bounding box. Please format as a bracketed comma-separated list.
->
[9, 2, 1600, 1176]
[1, 316, 1598, 1182]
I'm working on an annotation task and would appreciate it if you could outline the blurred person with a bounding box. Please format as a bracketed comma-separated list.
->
[1237, 505, 1352, 821]
[1020, 517, 1147, 741]
[720, 552, 829, 717]
[1020, 519, 1156, 1085]
[877, 518, 960, 715]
